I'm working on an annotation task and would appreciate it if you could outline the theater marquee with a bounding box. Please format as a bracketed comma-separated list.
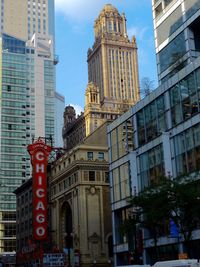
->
[28, 139, 52, 241]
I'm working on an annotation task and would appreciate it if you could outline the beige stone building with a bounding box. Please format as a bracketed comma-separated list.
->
[0, 0, 54, 41]
[63, 106, 85, 151]
[50, 122, 113, 267]
[62, 4, 140, 146]
[85, 4, 140, 136]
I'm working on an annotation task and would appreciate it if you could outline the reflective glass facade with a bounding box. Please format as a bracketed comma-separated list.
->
[0, 34, 34, 252]
[172, 123, 200, 176]
[44, 60, 55, 137]
[0, 33, 55, 254]
[137, 95, 167, 145]
[153, 0, 200, 83]
[170, 69, 200, 126]
[108, 54, 200, 265]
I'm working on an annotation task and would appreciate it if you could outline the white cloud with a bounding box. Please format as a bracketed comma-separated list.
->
[128, 26, 149, 41]
[55, 0, 111, 22]
[55, 0, 149, 22]
[69, 104, 84, 116]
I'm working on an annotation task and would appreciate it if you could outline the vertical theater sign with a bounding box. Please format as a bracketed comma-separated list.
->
[28, 139, 52, 241]
[16, 139, 66, 266]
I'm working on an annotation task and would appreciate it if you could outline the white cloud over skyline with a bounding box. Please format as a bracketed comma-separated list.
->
[55, 0, 118, 22]
[54, 0, 146, 22]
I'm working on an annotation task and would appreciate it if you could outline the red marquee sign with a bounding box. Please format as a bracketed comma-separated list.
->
[28, 139, 52, 241]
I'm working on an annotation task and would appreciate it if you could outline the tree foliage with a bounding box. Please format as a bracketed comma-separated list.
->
[129, 176, 200, 256]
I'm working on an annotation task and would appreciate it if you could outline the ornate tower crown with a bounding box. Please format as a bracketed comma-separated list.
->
[94, 4, 128, 40]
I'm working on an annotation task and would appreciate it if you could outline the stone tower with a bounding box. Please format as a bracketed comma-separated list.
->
[85, 4, 140, 136]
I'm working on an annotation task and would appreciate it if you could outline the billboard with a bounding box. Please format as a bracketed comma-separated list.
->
[28, 139, 52, 241]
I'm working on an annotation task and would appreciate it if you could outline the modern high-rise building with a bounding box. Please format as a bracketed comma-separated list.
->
[152, 0, 200, 83]
[0, 31, 56, 258]
[0, 0, 58, 260]
[85, 4, 140, 136]
[108, 0, 200, 265]
[0, 0, 55, 43]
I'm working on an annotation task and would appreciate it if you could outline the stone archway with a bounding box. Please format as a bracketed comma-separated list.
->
[60, 201, 73, 249]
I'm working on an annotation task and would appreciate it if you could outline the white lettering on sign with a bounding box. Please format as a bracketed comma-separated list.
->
[36, 213, 45, 223]
[36, 201, 45, 211]
[38, 175, 43, 185]
[28, 141, 52, 241]
[36, 163, 44, 173]
[36, 227, 45, 236]
[36, 188, 45, 198]
[36, 151, 45, 161]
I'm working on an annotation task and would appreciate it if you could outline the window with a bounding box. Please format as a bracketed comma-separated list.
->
[87, 152, 93, 160]
[105, 172, 109, 183]
[159, 32, 186, 73]
[98, 152, 104, 160]
[89, 171, 95, 181]
[108, 21, 112, 32]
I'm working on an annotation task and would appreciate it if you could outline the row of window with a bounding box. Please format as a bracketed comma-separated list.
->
[2, 84, 31, 93]
[52, 171, 109, 196]
[110, 66, 200, 162]
[110, 119, 134, 162]
[87, 151, 105, 160]
[53, 152, 105, 175]
[111, 121, 200, 203]
[111, 163, 131, 202]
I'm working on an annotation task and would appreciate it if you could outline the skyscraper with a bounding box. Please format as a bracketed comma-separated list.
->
[0, 0, 55, 43]
[0, 0, 57, 259]
[0, 31, 55, 257]
[152, 0, 200, 83]
[85, 4, 140, 136]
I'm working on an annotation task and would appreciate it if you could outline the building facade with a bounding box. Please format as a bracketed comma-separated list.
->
[0, 31, 56, 255]
[0, 0, 58, 258]
[108, 0, 200, 266]
[63, 4, 140, 147]
[153, 0, 200, 84]
[108, 0, 200, 264]
[62, 106, 85, 151]
[85, 4, 140, 136]
[108, 55, 200, 266]
[50, 122, 113, 267]
[0, 0, 55, 43]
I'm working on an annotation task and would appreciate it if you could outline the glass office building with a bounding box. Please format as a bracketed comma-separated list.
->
[152, 0, 200, 84]
[0, 32, 55, 256]
[108, 0, 200, 265]
[0, 0, 59, 261]
[0, 34, 33, 253]
[108, 54, 200, 266]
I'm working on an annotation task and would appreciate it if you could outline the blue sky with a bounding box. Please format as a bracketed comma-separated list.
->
[55, 0, 158, 114]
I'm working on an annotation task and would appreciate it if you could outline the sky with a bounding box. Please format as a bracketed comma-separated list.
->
[54, 0, 158, 114]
